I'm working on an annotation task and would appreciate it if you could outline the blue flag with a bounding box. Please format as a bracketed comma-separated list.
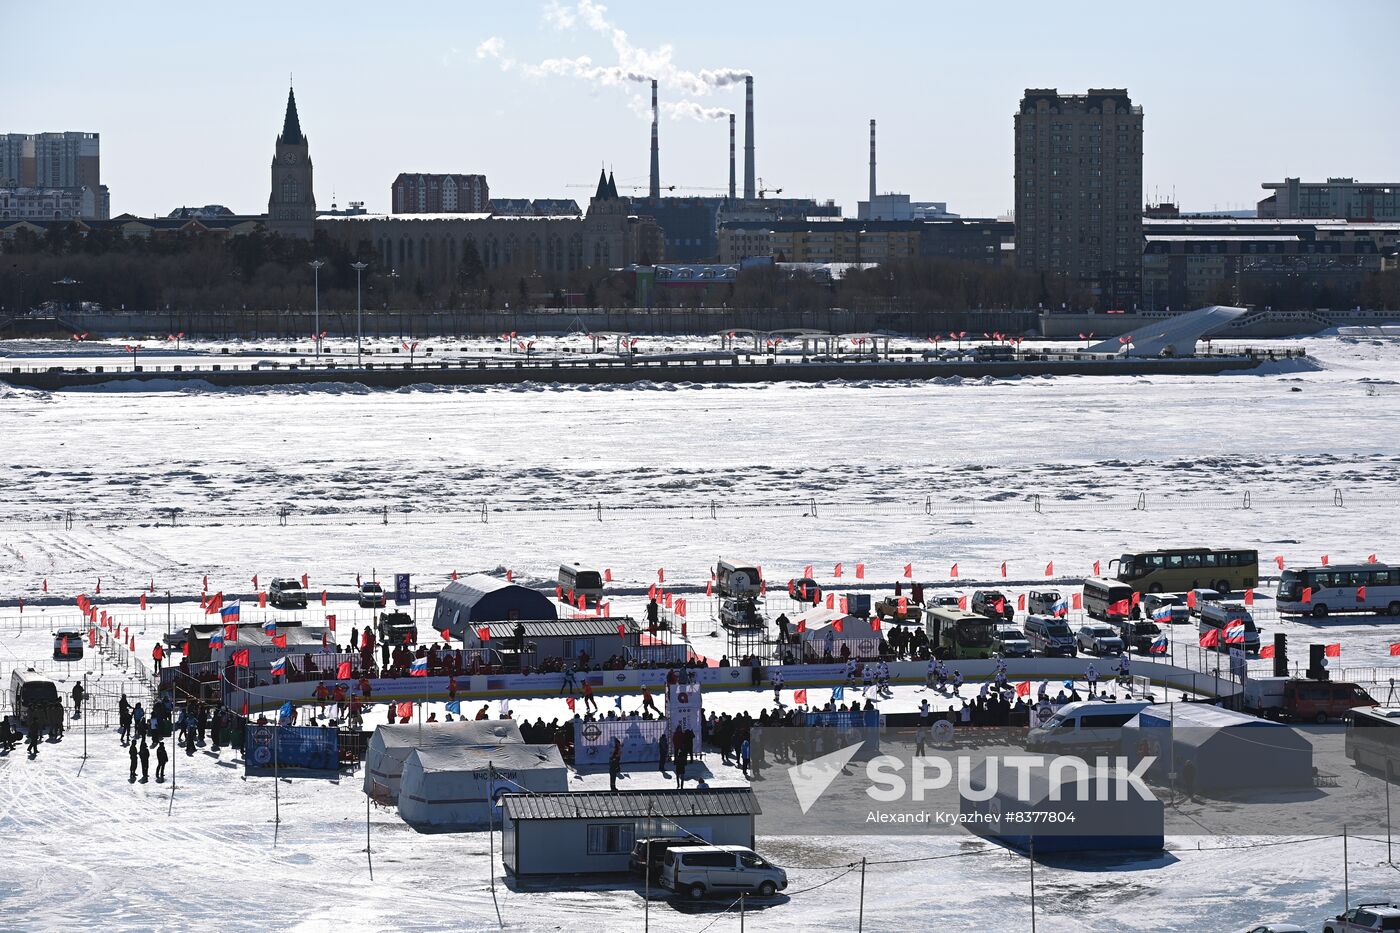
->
[614, 695, 623, 709]
[445, 700, 462, 715]
[278, 701, 293, 722]
[831, 686, 844, 700]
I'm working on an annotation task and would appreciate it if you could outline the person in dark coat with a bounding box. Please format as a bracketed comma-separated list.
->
[128, 739, 139, 781]
[609, 739, 622, 791]
[658, 732, 668, 773]
[71, 682, 85, 719]
[26, 711, 42, 756]
[155, 740, 169, 782]
[138, 738, 150, 783]
[118, 702, 132, 745]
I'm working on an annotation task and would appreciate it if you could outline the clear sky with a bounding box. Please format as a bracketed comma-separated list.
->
[9, 0, 1398, 218]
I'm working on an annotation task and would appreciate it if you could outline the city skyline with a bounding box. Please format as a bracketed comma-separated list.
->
[8, 0, 1399, 219]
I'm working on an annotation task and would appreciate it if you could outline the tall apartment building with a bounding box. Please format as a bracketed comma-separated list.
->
[391, 173, 490, 214]
[0, 131, 100, 187]
[1014, 89, 1143, 307]
[1258, 177, 1400, 221]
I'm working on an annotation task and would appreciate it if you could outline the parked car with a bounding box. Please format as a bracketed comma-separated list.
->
[1023, 615, 1077, 657]
[53, 629, 84, 661]
[1109, 617, 1162, 654]
[630, 836, 693, 881]
[788, 577, 821, 605]
[992, 625, 1033, 658]
[269, 578, 308, 609]
[970, 589, 1015, 622]
[1076, 623, 1125, 656]
[377, 610, 418, 646]
[660, 845, 787, 900]
[1323, 903, 1400, 933]
[1187, 587, 1221, 618]
[1235, 924, 1309, 933]
[929, 595, 961, 609]
[358, 581, 386, 608]
[1026, 589, 1064, 617]
[1143, 592, 1190, 625]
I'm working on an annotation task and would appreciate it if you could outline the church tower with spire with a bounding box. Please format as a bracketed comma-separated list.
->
[267, 87, 316, 239]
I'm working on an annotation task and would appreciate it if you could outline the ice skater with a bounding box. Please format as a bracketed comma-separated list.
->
[771, 670, 784, 705]
[641, 685, 660, 715]
[952, 670, 963, 697]
[581, 680, 598, 714]
[559, 665, 577, 696]
[1085, 662, 1099, 695]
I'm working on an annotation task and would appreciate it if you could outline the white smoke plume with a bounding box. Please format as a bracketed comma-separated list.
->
[480, 0, 749, 117]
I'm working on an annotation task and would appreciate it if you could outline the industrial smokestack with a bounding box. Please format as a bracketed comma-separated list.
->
[869, 119, 877, 206]
[648, 79, 660, 199]
[743, 75, 755, 200]
[728, 113, 736, 200]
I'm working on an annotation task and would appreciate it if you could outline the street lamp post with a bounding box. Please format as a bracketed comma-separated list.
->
[351, 261, 368, 367]
[308, 259, 326, 360]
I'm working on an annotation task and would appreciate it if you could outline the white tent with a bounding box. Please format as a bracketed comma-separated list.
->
[397, 744, 567, 831]
[793, 607, 877, 644]
[362, 720, 524, 803]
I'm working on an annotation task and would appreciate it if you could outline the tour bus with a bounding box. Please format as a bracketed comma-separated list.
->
[715, 559, 763, 599]
[558, 563, 604, 606]
[1110, 548, 1260, 595]
[926, 607, 995, 659]
[1198, 600, 1261, 653]
[1276, 563, 1400, 617]
[1082, 577, 1137, 622]
[1345, 707, 1400, 777]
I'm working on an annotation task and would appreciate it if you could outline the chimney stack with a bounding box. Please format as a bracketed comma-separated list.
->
[728, 113, 736, 200]
[743, 75, 755, 200]
[648, 79, 660, 198]
[869, 119, 877, 206]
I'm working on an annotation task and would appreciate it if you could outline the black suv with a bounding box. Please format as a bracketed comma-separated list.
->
[377, 610, 418, 646]
[970, 589, 1015, 622]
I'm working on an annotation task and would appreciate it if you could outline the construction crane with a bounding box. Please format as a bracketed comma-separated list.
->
[564, 183, 733, 195]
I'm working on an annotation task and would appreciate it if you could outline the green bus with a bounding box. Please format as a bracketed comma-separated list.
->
[1110, 548, 1259, 595]
[925, 607, 995, 660]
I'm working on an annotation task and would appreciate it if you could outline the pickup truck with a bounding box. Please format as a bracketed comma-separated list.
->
[1242, 676, 1378, 723]
[377, 610, 418, 646]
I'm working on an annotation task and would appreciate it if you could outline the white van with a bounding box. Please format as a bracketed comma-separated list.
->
[661, 845, 787, 899]
[558, 563, 604, 605]
[1025, 700, 1152, 752]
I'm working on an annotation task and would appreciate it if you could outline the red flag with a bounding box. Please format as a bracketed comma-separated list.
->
[232, 648, 250, 667]
[301, 573, 309, 588]
[205, 592, 224, 614]
[855, 563, 865, 580]
[337, 661, 352, 679]
[565, 697, 576, 712]
[949, 563, 959, 579]
[202, 574, 208, 590]
[1302, 587, 1312, 604]
[440, 628, 452, 642]
[321, 589, 327, 607]
[1071, 593, 1082, 610]
[139, 593, 147, 611]
[1045, 561, 1053, 577]
[903, 563, 913, 579]
[1199, 629, 1220, 647]
[794, 689, 808, 705]
[804, 564, 814, 579]
[616, 623, 626, 636]
[897, 596, 908, 614]
[1108, 599, 1130, 617]
[826, 593, 835, 610]
[1015, 681, 1030, 698]
[1093, 560, 1101, 577]
[870, 616, 881, 631]
[994, 597, 1005, 615]
[89, 629, 97, 647]
[396, 701, 413, 719]
[833, 618, 844, 633]
[252, 574, 258, 590]
[706, 579, 713, 597]
[327, 614, 337, 631]
[1244, 588, 1255, 606]
[1130, 591, 1141, 607]
[1000, 561, 1007, 578]
[1186, 590, 1198, 609]
[42, 578, 48, 593]
[60, 636, 69, 656]
[1357, 586, 1367, 602]
[657, 567, 665, 583]
[95, 578, 101, 594]
[452, 569, 459, 581]
[241, 698, 249, 717]
[957, 596, 968, 610]
[128, 635, 135, 651]
[18, 598, 23, 614]
[1017, 593, 1026, 611]
[834, 562, 843, 578]
[1390, 643, 1400, 657]
[1259, 644, 1275, 659]
[258, 591, 268, 608]
[1324, 643, 1341, 658]
[796, 619, 807, 634]
[603, 602, 612, 616]
[272, 634, 287, 648]
[1367, 554, 1377, 564]
[477, 626, 491, 641]
[1321, 555, 1329, 566]
[599, 568, 611, 583]
[557, 584, 565, 600]
[224, 623, 238, 641]
[675, 599, 687, 618]
[1275, 555, 1285, 570]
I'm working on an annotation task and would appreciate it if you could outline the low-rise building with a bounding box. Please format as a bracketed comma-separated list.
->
[1258, 177, 1400, 221]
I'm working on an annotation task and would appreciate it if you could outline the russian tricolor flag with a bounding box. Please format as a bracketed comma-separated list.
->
[1150, 635, 1168, 654]
[1224, 621, 1247, 644]
[220, 601, 241, 623]
[271, 656, 286, 678]
[410, 657, 428, 677]
[262, 618, 277, 635]
[209, 630, 225, 650]
[1051, 597, 1069, 617]
[1151, 605, 1174, 623]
